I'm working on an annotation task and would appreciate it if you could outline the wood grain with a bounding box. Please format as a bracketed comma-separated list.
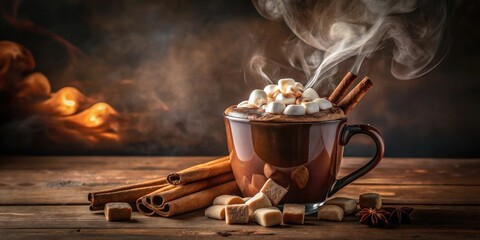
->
[1, 229, 479, 240]
[0, 205, 478, 229]
[0, 157, 479, 239]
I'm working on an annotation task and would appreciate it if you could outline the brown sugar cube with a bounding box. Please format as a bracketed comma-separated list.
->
[317, 205, 344, 222]
[104, 202, 132, 221]
[291, 166, 309, 189]
[325, 197, 357, 215]
[359, 193, 382, 209]
[205, 205, 226, 220]
[282, 204, 305, 224]
[260, 179, 288, 206]
[213, 195, 244, 205]
[225, 204, 249, 224]
[245, 192, 272, 216]
[254, 207, 282, 227]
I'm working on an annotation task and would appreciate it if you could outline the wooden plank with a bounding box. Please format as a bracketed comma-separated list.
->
[0, 170, 170, 186]
[1, 157, 479, 205]
[0, 205, 479, 229]
[1, 164, 479, 205]
[0, 205, 479, 240]
[0, 156, 217, 170]
[0, 184, 479, 206]
[335, 185, 480, 205]
[1, 228, 479, 240]
[1, 157, 478, 185]
[338, 158, 480, 185]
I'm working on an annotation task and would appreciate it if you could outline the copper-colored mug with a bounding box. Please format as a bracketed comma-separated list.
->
[224, 116, 384, 213]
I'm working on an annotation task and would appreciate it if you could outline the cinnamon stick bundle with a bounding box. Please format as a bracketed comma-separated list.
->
[329, 72, 357, 104]
[155, 181, 240, 217]
[148, 172, 234, 208]
[167, 156, 231, 185]
[88, 156, 230, 211]
[338, 76, 373, 114]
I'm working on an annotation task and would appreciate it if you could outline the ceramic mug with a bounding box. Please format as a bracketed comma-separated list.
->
[224, 116, 384, 213]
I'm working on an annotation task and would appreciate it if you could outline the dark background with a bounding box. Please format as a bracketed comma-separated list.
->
[0, 0, 479, 157]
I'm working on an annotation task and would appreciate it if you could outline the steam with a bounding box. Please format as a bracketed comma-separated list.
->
[252, 0, 448, 89]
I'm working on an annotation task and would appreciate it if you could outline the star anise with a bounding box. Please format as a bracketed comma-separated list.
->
[383, 207, 414, 224]
[356, 208, 390, 228]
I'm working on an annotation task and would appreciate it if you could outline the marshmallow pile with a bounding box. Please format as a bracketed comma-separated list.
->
[237, 78, 333, 116]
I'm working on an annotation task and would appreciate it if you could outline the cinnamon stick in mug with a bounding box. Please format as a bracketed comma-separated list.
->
[156, 181, 240, 217]
[167, 156, 231, 185]
[338, 76, 373, 114]
[329, 72, 357, 104]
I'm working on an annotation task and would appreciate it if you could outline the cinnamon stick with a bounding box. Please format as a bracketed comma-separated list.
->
[338, 76, 373, 114]
[155, 181, 240, 217]
[89, 177, 167, 196]
[148, 172, 234, 208]
[136, 197, 156, 216]
[329, 72, 357, 104]
[89, 184, 167, 211]
[167, 156, 231, 185]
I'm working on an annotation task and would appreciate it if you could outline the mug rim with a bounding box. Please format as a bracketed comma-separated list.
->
[224, 114, 347, 125]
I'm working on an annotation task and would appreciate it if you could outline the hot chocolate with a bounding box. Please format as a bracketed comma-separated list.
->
[224, 72, 383, 211]
[224, 105, 345, 123]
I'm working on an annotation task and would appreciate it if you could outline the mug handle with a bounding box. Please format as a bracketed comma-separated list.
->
[327, 124, 385, 197]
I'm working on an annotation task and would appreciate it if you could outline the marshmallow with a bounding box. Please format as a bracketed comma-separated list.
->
[278, 78, 295, 93]
[317, 205, 344, 222]
[264, 84, 279, 98]
[295, 97, 312, 105]
[237, 100, 249, 108]
[254, 207, 282, 227]
[205, 205, 226, 220]
[283, 105, 306, 116]
[245, 192, 272, 216]
[275, 93, 296, 105]
[294, 82, 305, 91]
[213, 195, 244, 205]
[301, 88, 320, 100]
[285, 85, 296, 95]
[248, 89, 268, 107]
[301, 102, 320, 114]
[325, 197, 357, 215]
[266, 101, 286, 114]
[286, 85, 302, 98]
[313, 98, 333, 110]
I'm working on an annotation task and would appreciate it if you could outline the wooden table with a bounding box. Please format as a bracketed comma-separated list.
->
[0, 157, 479, 239]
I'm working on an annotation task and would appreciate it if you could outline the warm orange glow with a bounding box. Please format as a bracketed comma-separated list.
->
[65, 102, 118, 129]
[2, 40, 122, 149]
[36, 87, 85, 116]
